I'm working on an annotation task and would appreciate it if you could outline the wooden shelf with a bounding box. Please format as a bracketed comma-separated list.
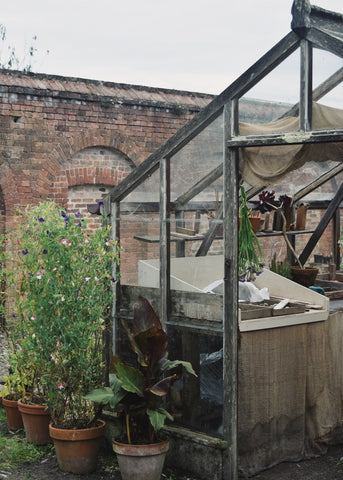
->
[134, 230, 313, 243]
[256, 229, 315, 237]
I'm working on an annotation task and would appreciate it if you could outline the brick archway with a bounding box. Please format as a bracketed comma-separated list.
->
[49, 145, 133, 222]
[37, 130, 141, 202]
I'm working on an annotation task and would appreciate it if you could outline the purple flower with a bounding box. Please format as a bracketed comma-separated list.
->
[22, 249, 28, 255]
[98, 201, 104, 206]
[38, 217, 45, 222]
[250, 190, 276, 213]
[43, 249, 48, 254]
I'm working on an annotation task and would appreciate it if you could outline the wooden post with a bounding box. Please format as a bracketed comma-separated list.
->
[223, 101, 239, 480]
[299, 39, 312, 131]
[111, 200, 121, 356]
[160, 157, 170, 327]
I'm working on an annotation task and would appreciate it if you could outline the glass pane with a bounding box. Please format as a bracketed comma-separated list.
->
[168, 326, 223, 437]
[241, 49, 300, 109]
[170, 114, 224, 201]
[120, 169, 160, 286]
[313, 48, 343, 109]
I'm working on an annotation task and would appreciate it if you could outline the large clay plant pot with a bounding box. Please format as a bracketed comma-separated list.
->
[1, 397, 23, 431]
[49, 419, 105, 474]
[112, 438, 169, 480]
[18, 399, 51, 445]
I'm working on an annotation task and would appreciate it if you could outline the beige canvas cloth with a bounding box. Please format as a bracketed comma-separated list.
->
[239, 102, 343, 187]
[238, 312, 343, 475]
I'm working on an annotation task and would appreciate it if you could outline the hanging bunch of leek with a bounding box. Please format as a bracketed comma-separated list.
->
[238, 185, 264, 282]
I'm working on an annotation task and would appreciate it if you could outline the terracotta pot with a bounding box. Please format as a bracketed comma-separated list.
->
[239, 217, 263, 234]
[1, 396, 23, 431]
[49, 419, 105, 474]
[291, 266, 319, 287]
[112, 438, 169, 480]
[18, 399, 51, 445]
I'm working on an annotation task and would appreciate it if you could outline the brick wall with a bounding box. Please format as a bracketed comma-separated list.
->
[0, 70, 213, 279]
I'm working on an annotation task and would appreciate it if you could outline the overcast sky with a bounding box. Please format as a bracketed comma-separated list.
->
[1, 0, 342, 105]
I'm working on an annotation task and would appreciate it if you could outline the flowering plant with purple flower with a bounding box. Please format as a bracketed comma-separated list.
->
[0, 201, 120, 428]
[250, 190, 303, 268]
[249, 189, 292, 214]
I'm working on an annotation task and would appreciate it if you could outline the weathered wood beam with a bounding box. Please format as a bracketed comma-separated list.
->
[175, 162, 223, 207]
[299, 182, 343, 265]
[195, 202, 223, 257]
[307, 29, 343, 60]
[222, 100, 239, 480]
[160, 158, 170, 327]
[229, 129, 343, 148]
[299, 39, 312, 131]
[291, 0, 311, 37]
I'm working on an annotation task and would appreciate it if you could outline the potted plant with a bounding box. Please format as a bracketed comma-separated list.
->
[250, 190, 318, 287]
[85, 296, 197, 480]
[1, 201, 120, 469]
[0, 350, 25, 432]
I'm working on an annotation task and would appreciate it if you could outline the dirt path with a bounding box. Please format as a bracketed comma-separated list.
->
[1, 444, 342, 480]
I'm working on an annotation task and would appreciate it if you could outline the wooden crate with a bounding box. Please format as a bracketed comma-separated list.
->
[240, 297, 306, 320]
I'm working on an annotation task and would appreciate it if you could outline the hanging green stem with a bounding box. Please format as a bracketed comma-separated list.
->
[239, 185, 264, 282]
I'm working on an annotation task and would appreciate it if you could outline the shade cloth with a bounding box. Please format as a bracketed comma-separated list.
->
[238, 311, 343, 475]
[239, 102, 343, 186]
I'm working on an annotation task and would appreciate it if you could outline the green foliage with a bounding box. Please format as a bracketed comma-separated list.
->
[269, 254, 291, 279]
[239, 185, 263, 282]
[0, 407, 53, 470]
[1, 201, 120, 428]
[0, 24, 49, 72]
[86, 296, 196, 444]
[0, 352, 26, 400]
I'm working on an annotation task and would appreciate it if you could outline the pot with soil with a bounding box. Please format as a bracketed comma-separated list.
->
[112, 438, 169, 480]
[18, 398, 51, 445]
[49, 419, 105, 474]
[290, 266, 319, 287]
[1, 396, 23, 432]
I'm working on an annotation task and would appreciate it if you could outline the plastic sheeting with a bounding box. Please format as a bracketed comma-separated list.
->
[239, 102, 343, 187]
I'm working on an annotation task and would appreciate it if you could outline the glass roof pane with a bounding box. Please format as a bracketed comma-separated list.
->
[170, 114, 223, 202]
[313, 48, 343, 109]
[241, 49, 300, 109]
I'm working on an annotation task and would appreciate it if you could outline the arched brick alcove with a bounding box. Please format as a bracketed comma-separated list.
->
[49, 146, 133, 226]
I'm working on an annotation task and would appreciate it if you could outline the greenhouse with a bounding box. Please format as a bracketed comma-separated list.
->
[100, 1, 343, 479]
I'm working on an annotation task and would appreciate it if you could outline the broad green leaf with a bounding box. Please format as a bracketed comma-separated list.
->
[112, 355, 145, 397]
[158, 407, 174, 422]
[147, 408, 166, 432]
[84, 386, 126, 408]
[109, 373, 122, 393]
[160, 358, 197, 377]
[84, 387, 115, 403]
[121, 321, 148, 367]
[149, 375, 177, 397]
